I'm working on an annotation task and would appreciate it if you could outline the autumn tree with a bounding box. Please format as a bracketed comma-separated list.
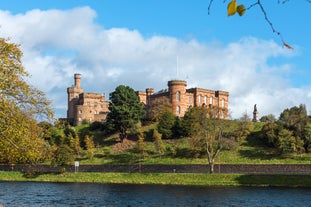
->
[85, 135, 96, 160]
[0, 38, 54, 164]
[147, 97, 172, 121]
[105, 85, 146, 142]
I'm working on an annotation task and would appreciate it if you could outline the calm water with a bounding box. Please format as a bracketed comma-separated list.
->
[0, 182, 311, 207]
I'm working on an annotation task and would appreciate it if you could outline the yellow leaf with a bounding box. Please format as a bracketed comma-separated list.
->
[227, 0, 237, 16]
[237, 5, 246, 16]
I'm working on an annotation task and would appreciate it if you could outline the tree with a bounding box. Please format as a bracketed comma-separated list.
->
[183, 106, 224, 173]
[276, 128, 304, 154]
[85, 135, 95, 160]
[0, 38, 54, 164]
[260, 114, 277, 123]
[157, 110, 176, 139]
[153, 129, 166, 158]
[147, 97, 172, 121]
[302, 123, 311, 152]
[234, 112, 254, 142]
[106, 85, 145, 142]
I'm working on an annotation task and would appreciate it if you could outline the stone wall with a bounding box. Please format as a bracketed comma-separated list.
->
[1, 164, 311, 174]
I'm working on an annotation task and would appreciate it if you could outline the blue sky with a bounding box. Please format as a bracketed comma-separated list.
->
[1, 0, 311, 119]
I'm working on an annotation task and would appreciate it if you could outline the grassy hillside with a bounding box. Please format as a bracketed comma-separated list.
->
[73, 121, 311, 165]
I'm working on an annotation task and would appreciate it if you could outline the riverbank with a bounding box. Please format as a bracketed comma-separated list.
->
[1, 171, 311, 187]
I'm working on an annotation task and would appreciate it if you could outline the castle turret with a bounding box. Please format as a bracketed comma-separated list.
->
[67, 73, 83, 124]
[74, 73, 81, 88]
[168, 80, 187, 116]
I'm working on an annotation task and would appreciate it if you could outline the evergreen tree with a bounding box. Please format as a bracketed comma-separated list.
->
[106, 85, 146, 142]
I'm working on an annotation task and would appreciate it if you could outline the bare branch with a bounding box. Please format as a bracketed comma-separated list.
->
[207, 0, 214, 15]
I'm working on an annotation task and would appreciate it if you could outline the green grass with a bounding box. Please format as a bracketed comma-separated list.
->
[75, 136, 311, 165]
[62, 121, 311, 165]
[1, 171, 311, 187]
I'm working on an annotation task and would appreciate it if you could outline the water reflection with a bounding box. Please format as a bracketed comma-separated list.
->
[0, 182, 310, 207]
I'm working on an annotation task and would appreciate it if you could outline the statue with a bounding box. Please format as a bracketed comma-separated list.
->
[252, 104, 259, 122]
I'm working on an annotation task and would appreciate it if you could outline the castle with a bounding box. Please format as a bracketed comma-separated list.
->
[67, 74, 229, 126]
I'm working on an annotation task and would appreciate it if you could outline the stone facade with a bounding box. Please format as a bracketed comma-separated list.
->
[67, 74, 109, 126]
[67, 74, 229, 125]
[137, 80, 229, 118]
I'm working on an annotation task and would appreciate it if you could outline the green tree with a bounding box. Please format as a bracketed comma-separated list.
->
[0, 38, 53, 164]
[85, 135, 95, 160]
[302, 123, 311, 152]
[106, 85, 145, 142]
[137, 132, 146, 155]
[260, 114, 277, 123]
[182, 106, 224, 173]
[153, 129, 166, 158]
[51, 145, 74, 166]
[182, 106, 208, 137]
[157, 110, 176, 139]
[235, 112, 254, 142]
[279, 104, 308, 138]
[276, 128, 304, 154]
[261, 122, 279, 147]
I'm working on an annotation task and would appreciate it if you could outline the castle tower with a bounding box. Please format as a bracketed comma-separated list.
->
[146, 88, 154, 105]
[252, 104, 259, 122]
[67, 73, 83, 124]
[168, 80, 187, 116]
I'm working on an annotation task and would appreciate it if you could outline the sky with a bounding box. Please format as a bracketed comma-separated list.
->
[1, 0, 311, 120]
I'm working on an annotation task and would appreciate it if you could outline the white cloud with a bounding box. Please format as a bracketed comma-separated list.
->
[0, 7, 309, 119]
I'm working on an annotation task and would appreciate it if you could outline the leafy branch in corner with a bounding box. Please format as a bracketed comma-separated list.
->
[207, 0, 311, 49]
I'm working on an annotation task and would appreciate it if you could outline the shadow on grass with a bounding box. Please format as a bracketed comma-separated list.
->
[106, 153, 139, 164]
[235, 174, 311, 187]
[238, 149, 279, 161]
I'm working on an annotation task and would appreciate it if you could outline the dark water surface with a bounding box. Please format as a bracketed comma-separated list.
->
[0, 181, 311, 207]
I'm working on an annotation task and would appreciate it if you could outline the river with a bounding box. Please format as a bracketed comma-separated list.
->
[0, 182, 310, 207]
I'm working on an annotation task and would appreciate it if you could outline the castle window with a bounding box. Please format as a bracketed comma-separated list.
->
[210, 97, 213, 105]
[79, 110, 82, 114]
[221, 99, 225, 108]
[176, 91, 181, 102]
[204, 96, 207, 104]
[90, 110, 92, 114]
[176, 106, 181, 115]
[221, 110, 224, 119]
[94, 102, 98, 107]
[198, 95, 201, 103]
[78, 117, 82, 121]
[95, 110, 97, 114]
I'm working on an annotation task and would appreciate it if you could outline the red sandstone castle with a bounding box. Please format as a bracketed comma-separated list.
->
[67, 74, 229, 126]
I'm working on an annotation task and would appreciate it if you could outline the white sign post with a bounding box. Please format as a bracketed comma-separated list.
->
[74, 161, 79, 173]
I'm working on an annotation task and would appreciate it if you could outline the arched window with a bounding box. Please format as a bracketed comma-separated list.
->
[209, 97, 213, 105]
[176, 91, 181, 102]
[176, 106, 181, 115]
[204, 96, 207, 104]
[198, 95, 201, 103]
